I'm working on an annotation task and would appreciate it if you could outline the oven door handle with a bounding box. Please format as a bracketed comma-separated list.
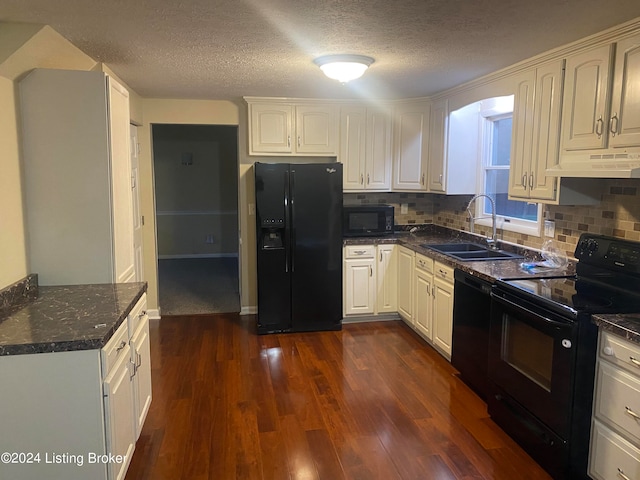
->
[492, 293, 572, 329]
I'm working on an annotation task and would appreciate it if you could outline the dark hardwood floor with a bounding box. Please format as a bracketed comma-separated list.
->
[125, 315, 551, 480]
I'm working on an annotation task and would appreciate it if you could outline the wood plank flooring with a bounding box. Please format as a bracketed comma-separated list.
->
[125, 315, 552, 480]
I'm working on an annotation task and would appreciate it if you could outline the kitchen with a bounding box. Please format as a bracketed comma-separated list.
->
[2, 2, 640, 479]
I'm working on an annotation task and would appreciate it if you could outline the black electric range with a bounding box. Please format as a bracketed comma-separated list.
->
[488, 234, 640, 480]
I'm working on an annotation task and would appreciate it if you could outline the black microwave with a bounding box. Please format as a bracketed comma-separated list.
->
[343, 205, 394, 237]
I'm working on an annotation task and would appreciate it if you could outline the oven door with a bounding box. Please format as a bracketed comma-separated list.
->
[489, 288, 577, 439]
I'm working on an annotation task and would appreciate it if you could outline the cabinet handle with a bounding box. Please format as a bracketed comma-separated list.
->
[380, 251, 383, 262]
[439, 174, 443, 184]
[367, 173, 370, 185]
[116, 341, 127, 354]
[287, 135, 291, 147]
[421, 173, 425, 185]
[129, 361, 136, 380]
[630, 356, 640, 368]
[369, 266, 373, 277]
[610, 113, 619, 137]
[522, 174, 527, 187]
[136, 350, 142, 369]
[529, 173, 534, 189]
[354, 250, 367, 255]
[595, 115, 604, 138]
[438, 269, 447, 277]
[617, 468, 631, 480]
[625, 406, 640, 420]
[297, 136, 301, 148]
[426, 284, 430, 295]
[139, 310, 146, 318]
[360, 173, 364, 185]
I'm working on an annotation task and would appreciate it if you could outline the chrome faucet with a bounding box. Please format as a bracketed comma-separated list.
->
[466, 194, 498, 249]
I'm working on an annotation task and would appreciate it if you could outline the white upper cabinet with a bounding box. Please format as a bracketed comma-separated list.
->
[561, 33, 640, 153]
[609, 34, 640, 148]
[430, 98, 477, 195]
[340, 104, 392, 191]
[561, 44, 614, 151]
[427, 98, 448, 192]
[392, 101, 430, 191]
[509, 61, 563, 201]
[247, 99, 337, 156]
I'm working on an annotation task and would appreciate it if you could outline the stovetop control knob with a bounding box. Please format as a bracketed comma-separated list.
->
[586, 238, 599, 256]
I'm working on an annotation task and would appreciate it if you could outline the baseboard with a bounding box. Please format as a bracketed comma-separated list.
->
[342, 313, 400, 324]
[240, 306, 257, 315]
[158, 253, 239, 260]
[147, 308, 161, 320]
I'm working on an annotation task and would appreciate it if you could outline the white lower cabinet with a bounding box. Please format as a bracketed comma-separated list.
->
[432, 262, 455, 359]
[0, 294, 150, 480]
[343, 245, 397, 318]
[589, 331, 640, 480]
[397, 246, 415, 324]
[414, 254, 434, 341]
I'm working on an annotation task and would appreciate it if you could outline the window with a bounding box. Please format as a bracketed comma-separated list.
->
[474, 97, 542, 237]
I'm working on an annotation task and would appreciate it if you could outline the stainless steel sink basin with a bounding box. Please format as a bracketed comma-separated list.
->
[422, 243, 524, 261]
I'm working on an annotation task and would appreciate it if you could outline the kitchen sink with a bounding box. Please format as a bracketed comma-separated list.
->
[422, 243, 524, 261]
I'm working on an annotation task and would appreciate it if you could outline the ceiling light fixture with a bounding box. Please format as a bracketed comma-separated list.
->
[313, 54, 374, 83]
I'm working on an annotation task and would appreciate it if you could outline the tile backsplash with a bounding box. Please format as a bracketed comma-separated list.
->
[345, 178, 640, 258]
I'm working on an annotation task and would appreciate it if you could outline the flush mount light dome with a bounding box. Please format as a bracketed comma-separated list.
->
[313, 54, 374, 83]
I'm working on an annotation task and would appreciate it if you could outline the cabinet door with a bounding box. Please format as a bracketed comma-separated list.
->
[103, 347, 135, 480]
[340, 106, 367, 190]
[295, 105, 337, 154]
[508, 70, 536, 199]
[561, 44, 614, 151]
[393, 102, 430, 190]
[108, 77, 136, 284]
[414, 270, 433, 340]
[397, 247, 415, 322]
[529, 60, 563, 201]
[433, 277, 454, 359]
[131, 316, 152, 439]
[609, 33, 640, 148]
[366, 107, 392, 190]
[428, 98, 448, 193]
[250, 103, 293, 154]
[376, 245, 397, 313]
[344, 258, 375, 315]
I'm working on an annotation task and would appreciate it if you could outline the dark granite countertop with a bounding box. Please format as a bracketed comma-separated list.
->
[344, 226, 576, 282]
[0, 282, 147, 356]
[592, 313, 640, 344]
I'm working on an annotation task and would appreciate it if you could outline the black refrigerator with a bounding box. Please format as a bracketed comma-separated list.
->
[254, 162, 343, 334]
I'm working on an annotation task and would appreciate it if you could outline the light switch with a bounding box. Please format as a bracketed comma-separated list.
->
[400, 203, 408, 214]
[544, 220, 555, 238]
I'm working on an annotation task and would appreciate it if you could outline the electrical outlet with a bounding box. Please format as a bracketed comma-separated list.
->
[544, 220, 556, 238]
[205, 234, 215, 244]
[400, 203, 408, 214]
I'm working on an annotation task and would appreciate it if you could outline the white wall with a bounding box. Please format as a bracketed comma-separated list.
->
[0, 24, 97, 289]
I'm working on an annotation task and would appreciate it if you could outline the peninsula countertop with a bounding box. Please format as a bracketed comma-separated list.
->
[0, 282, 147, 356]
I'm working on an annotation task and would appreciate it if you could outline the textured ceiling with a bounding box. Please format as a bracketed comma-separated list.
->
[2, 0, 640, 100]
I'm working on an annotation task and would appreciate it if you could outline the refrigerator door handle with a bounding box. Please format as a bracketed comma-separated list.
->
[284, 170, 290, 273]
[290, 169, 296, 272]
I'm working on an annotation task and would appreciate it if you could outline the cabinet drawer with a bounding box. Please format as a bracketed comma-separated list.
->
[600, 331, 640, 377]
[101, 320, 130, 376]
[434, 262, 454, 283]
[344, 245, 375, 259]
[128, 295, 148, 335]
[415, 253, 434, 274]
[595, 360, 640, 444]
[590, 419, 640, 480]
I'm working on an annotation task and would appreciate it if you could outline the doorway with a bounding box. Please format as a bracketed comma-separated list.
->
[152, 124, 240, 315]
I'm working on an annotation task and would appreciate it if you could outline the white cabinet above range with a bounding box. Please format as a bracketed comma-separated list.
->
[245, 98, 338, 156]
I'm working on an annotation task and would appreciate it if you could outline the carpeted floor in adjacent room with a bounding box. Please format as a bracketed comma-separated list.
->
[158, 257, 240, 315]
